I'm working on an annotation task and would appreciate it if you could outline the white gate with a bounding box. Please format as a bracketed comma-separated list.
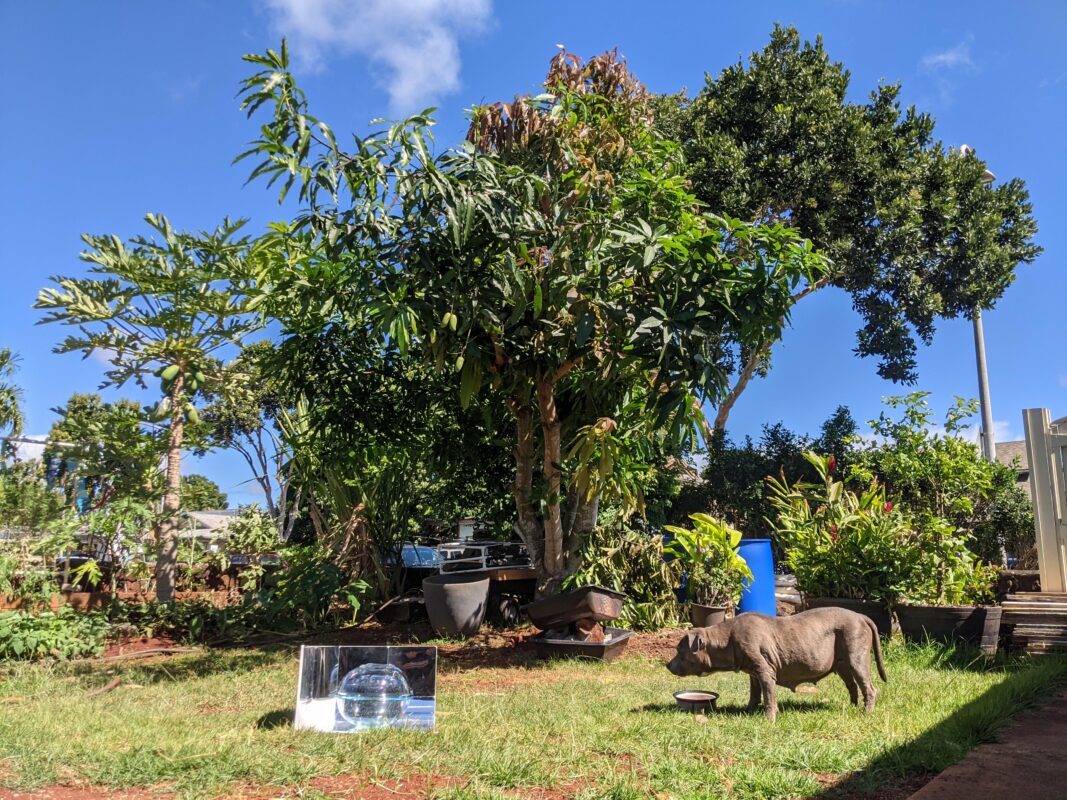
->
[1023, 409, 1067, 593]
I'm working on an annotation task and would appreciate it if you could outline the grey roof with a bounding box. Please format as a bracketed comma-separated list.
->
[996, 440, 1029, 471]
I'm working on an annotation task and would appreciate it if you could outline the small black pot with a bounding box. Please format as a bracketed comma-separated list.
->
[688, 603, 728, 628]
[804, 597, 893, 638]
[896, 604, 1002, 656]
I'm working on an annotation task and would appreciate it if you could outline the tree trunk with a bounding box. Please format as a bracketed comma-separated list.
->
[509, 398, 543, 567]
[155, 373, 186, 603]
[564, 492, 600, 576]
[713, 277, 836, 432]
[536, 375, 564, 594]
[713, 341, 770, 432]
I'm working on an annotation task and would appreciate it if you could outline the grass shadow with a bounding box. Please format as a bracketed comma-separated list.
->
[256, 708, 294, 729]
[815, 654, 1067, 798]
[69, 649, 285, 688]
[633, 698, 829, 716]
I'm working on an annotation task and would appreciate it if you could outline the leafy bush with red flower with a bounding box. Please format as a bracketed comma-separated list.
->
[769, 452, 998, 606]
[768, 452, 923, 604]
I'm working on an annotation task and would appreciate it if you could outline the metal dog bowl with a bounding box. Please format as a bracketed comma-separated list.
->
[673, 690, 718, 713]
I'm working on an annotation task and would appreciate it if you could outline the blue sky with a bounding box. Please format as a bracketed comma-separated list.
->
[1, 1, 1065, 507]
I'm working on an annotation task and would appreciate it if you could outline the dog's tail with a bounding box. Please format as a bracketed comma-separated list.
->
[866, 616, 888, 683]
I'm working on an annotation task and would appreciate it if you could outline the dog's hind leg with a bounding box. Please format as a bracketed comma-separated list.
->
[846, 654, 878, 712]
[838, 668, 860, 706]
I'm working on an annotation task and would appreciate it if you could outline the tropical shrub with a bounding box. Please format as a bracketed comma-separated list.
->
[898, 515, 999, 606]
[675, 407, 857, 537]
[770, 451, 1000, 607]
[0, 607, 109, 660]
[109, 545, 370, 642]
[768, 453, 918, 604]
[224, 505, 279, 591]
[848, 393, 1033, 563]
[564, 515, 683, 631]
[663, 514, 752, 608]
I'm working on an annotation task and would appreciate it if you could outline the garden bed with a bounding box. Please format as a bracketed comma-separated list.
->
[1, 626, 1064, 800]
[0, 591, 234, 612]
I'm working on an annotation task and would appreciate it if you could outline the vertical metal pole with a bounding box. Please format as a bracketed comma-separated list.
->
[972, 307, 997, 461]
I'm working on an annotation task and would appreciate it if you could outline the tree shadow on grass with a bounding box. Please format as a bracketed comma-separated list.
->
[70, 649, 287, 688]
[633, 698, 829, 716]
[815, 655, 1067, 798]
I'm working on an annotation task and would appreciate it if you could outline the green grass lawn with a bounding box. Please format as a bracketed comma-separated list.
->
[1, 635, 1064, 800]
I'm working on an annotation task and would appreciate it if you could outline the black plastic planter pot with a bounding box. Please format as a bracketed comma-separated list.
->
[804, 597, 893, 638]
[523, 585, 626, 630]
[688, 604, 728, 628]
[422, 573, 490, 638]
[897, 604, 1002, 655]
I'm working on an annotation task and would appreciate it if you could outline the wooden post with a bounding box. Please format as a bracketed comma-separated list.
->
[1023, 408, 1067, 593]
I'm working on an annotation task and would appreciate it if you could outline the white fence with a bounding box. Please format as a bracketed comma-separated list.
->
[1023, 409, 1067, 593]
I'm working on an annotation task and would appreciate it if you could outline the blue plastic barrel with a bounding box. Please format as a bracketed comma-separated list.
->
[736, 539, 776, 616]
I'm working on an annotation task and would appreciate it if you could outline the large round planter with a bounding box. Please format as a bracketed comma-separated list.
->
[422, 573, 490, 638]
[689, 603, 728, 628]
[897, 604, 1002, 656]
[805, 597, 893, 638]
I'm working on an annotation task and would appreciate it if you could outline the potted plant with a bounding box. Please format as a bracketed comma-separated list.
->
[767, 453, 914, 636]
[895, 516, 1002, 654]
[664, 514, 752, 628]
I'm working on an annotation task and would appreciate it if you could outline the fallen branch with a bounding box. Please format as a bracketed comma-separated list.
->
[67, 647, 201, 666]
[86, 676, 122, 697]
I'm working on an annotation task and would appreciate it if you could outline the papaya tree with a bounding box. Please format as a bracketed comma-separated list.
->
[237, 45, 826, 593]
[36, 214, 261, 601]
[659, 25, 1041, 430]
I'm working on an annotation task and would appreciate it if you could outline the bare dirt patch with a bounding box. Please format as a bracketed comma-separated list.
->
[100, 636, 181, 659]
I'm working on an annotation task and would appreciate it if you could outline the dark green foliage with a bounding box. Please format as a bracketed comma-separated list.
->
[0, 607, 109, 660]
[661, 24, 1040, 399]
[564, 512, 683, 631]
[678, 406, 857, 536]
[848, 393, 1034, 563]
[46, 393, 165, 506]
[180, 474, 227, 511]
[0, 347, 24, 440]
[107, 545, 368, 643]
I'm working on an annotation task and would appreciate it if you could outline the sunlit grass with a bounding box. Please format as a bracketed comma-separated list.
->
[0, 639, 1064, 799]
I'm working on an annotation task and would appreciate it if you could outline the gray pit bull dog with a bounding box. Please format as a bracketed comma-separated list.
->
[666, 607, 886, 721]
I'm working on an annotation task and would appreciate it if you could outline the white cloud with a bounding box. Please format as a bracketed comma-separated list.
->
[1038, 71, 1066, 90]
[857, 418, 1018, 448]
[920, 36, 976, 73]
[261, 0, 492, 114]
[87, 347, 119, 367]
[918, 35, 978, 105]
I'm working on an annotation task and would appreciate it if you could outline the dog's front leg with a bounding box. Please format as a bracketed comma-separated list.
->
[747, 674, 762, 709]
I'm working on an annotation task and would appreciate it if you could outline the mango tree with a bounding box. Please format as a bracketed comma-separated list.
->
[237, 45, 827, 593]
[36, 215, 261, 601]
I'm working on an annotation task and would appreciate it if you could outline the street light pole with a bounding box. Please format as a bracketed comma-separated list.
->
[960, 144, 998, 463]
[971, 307, 997, 461]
